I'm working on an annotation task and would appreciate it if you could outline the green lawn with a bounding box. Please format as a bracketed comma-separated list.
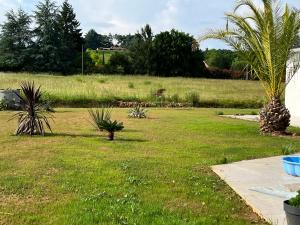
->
[1, 108, 299, 225]
[0, 73, 265, 108]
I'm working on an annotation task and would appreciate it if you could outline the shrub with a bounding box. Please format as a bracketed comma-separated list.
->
[217, 157, 229, 164]
[289, 191, 300, 208]
[97, 79, 106, 84]
[185, 91, 200, 107]
[11, 81, 53, 136]
[108, 52, 132, 74]
[216, 111, 224, 115]
[169, 94, 180, 103]
[207, 67, 244, 79]
[128, 105, 147, 118]
[75, 77, 84, 83]
[89, 107, 123, 140]
[128, 82, 135, 89]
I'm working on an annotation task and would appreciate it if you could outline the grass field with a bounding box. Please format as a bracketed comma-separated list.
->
[1, 108, 300, 225]
[0, 73, 266, 108]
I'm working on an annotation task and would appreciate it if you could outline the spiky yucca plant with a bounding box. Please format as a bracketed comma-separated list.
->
[88, 107, 112, 131]
[128, 105, 147, 118]
[201, 0, 300, 134]
[97, 119, 124, 141]
[11, 81, 53, 135]
[89, 108, 123, 140]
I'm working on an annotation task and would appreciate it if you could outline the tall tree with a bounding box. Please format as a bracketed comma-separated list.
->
[0, 9, 32, 71]
[130, 24, 153, 74]
[114, 34, 136, 48]
[33, 0, 60, 72]
[204, 49, 237, 69]
[151, 29, 205, 76]
[84, 29, 113, 50]
[57, 0, 83, 74]
[202, 0, 300, 134]
[84, 29, 100, 50]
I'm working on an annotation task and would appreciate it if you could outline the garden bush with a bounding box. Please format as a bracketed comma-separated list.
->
[185, 91, 200, 107]
[107, 52, 133, 74]
[289, 191, 300, 208]
[207, 67, 245, 79]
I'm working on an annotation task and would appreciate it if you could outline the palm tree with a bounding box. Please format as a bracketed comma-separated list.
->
[89, 108, 124, 141]
[201, 0, 300, 134]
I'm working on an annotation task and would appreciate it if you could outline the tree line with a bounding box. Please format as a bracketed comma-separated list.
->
[1, 0, 277, 78]
[0, 0, 208, 76]
[0, 0, 83, 74]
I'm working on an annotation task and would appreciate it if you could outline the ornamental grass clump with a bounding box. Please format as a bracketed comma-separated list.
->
[11, 81, 53, 136]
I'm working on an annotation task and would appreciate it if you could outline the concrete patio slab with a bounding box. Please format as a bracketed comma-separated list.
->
[221, 115, 259, 122]
[212, 156, 300, 225]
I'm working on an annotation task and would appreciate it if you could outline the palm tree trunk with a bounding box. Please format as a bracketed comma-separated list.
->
[259, 97, 291, 134]
[108, 132, 114, 141]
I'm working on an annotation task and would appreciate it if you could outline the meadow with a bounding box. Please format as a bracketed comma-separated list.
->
[1, 108, 300, 225]
[0, 73, 265, 108]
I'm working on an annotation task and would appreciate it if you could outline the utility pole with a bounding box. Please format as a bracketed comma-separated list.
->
[82, 44, 84, 75]
[102, 50, 105, 65]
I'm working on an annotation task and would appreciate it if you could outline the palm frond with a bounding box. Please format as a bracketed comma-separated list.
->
[200, 0, 300, 100]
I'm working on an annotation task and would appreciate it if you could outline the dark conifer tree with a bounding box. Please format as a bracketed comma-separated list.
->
[57, 0, 83, 74]
[0, 9, 32, 71]
[130, 24, 153, 74]
[33, 0, 60, 72]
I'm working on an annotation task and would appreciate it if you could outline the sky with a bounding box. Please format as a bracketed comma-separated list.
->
[0, 0, 299, 49]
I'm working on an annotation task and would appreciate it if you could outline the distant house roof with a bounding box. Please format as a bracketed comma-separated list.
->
[100, 46, 127, 51]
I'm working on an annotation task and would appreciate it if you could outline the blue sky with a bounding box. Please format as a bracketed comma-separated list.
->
[0, 0, 299, 49]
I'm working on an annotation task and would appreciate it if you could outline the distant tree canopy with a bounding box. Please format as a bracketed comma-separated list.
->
[114, 34, 136, 48]
[150, 29, 205, 76]
[129, 24, 153, 74]
[0, 9, 32, 71]
[33, 0, 61, 72]
[84, 29, 113, 50]
[57, 0, 83, 74]
[0, 0, 83, 74]
[0, 1, 238, 78]
[204, 49, 236, 69]
[204, 49, 247, 72]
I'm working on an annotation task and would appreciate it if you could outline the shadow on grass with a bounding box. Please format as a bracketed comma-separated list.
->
[46, 133, 100, 138]
[115, 138, 148, 143]
[122, 129, 141, 133]
[46, 133, 148, 142]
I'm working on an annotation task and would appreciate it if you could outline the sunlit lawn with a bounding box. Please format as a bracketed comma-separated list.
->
[1, 108, 299, 225]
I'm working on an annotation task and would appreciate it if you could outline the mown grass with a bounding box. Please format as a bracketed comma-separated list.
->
[0, 73, 266, 108]
[1, 108, 300, 225]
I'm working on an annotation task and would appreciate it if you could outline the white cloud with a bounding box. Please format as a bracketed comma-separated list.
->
[153, 0, 180, 31]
